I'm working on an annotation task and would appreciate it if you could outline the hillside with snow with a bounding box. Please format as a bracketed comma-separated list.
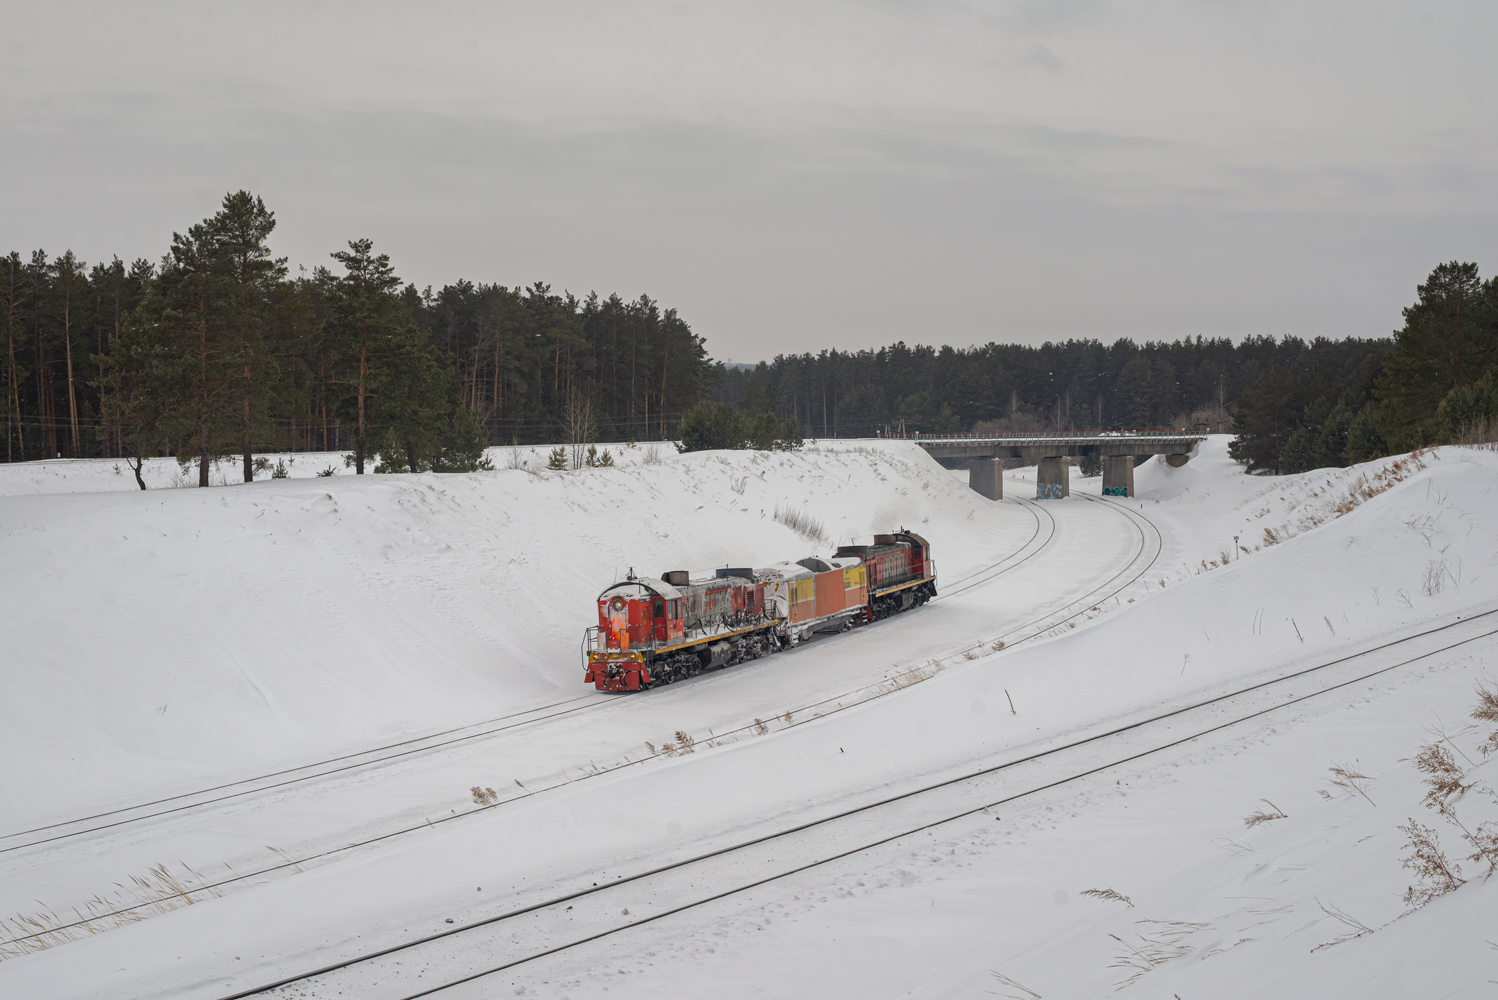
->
[1, 437, 1495, 999]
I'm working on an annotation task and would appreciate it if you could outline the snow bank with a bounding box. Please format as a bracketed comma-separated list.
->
[5, 437, 1498, 999]
[0, 443, 995, 824]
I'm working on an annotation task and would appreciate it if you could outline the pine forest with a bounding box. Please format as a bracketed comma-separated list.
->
[3, 191, 1495, 481]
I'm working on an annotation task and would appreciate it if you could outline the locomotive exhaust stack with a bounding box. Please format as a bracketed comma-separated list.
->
[583, 530, 937, 691]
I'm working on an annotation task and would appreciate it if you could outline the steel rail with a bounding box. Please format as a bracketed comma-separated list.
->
[1, 498, 1045, 853]
[0, 697, 609, 853]
[0, 499, 1076, 950]
[218, 603, 1498, 1000]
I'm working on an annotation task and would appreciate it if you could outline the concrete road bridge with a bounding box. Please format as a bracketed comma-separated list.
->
[888, 432, 1205, 499]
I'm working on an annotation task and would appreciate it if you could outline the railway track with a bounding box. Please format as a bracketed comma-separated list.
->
[0, 695, 607, 854]
[219, 604, 1498, 1000]
[2, 496, 1062, 859]
[926, 495, 1053, 597]
[0, 492, 1152, 960]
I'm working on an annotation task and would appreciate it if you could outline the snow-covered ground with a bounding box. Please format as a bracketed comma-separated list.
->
[1, 437, 1495, 998]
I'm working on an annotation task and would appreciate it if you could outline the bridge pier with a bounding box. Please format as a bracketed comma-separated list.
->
[967, 458, 1003, 500]
[1102, 456, 1134, 497]
[1036, 456, 1069, 499]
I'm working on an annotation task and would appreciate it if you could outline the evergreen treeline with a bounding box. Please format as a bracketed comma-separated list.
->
[712, 335, 1388, 441]
[1, 191, 715, 480]
[1228, 262, 1498, 473]
[4, 192, 1492, 481]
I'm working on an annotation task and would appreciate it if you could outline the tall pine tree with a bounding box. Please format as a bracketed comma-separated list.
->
[324, 239, 422, 474]
[211, 192, 288, 482]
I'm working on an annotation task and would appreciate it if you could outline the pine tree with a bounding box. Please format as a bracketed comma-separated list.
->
[1228, 365, 1304, 473]
[2, 252, 25, 463]
[24, 250, 55, 459]
[1377, 262, 1498, 447]
[323, 239, 444, 474]
[163, 220, 239, 486]
[676, 403, 748, 452]
[53, 251, 88, 457]
[211, 192, 289, 482]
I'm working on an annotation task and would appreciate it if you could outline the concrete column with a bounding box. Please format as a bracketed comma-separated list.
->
[1102, 455, 1134, 497]
[968, 458, 1003, 500]
[1036, 456, 1069, 499]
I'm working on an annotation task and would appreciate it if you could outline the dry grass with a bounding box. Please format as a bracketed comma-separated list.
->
[1422, 557, 1460, 596]
[1415, 744, 1472, 816]
[872, 661, 940, 697]
[1326, 762, 1377, 806]
[773, 501, 828, 544]
[1310, 898, 1375, 952]
[1473, 684, 1498, 759]
[471, 785, 499, 806]
[0, 861, 225, 961]
[645, 731, 698, 757]
[1466, 823, 1498, 878]
[1399, 819, 1466, 907]
[1243, 799, 1289, 828]
[1081, 887, 1133, 907]
[989, 971, 1042, 998]
[1107, 919, 1209, 988]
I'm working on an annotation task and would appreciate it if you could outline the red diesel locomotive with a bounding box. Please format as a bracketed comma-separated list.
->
[584, 530, 936, 691]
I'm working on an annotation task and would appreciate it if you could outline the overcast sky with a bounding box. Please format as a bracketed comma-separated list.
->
[3, 1, 1495, 361]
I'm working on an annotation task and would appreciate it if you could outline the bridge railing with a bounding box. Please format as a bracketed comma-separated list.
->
[882, 431, 1205, 445]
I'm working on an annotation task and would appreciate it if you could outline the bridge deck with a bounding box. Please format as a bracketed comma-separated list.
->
[891, 431, 1205, 462]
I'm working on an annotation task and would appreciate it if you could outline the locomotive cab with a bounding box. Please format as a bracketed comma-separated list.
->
[596, 579, 685, 649]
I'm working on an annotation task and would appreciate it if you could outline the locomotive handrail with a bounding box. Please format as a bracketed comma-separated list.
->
[579, 626, 600, 673]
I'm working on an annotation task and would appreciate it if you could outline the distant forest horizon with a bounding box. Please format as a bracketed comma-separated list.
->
[3, 192, 1494, 480]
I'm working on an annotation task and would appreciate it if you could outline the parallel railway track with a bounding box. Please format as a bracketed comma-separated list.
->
[3, 492, 1159, 968]
[223, 604, 1498, 999]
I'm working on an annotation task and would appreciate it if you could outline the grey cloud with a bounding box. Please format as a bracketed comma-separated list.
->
[2, 2, 1496, 362]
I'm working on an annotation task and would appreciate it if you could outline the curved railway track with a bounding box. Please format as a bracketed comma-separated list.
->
[0, 492, 1158, 966]
[220, 605, 1498, 1000]
[1, 497, 1060, 858]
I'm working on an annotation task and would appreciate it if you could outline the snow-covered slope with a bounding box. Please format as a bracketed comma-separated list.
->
[0, 443, 1003, 822]
[2, 437, 1496, 999]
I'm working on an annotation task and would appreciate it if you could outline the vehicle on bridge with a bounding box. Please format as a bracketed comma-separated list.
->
[583, 530, 936, 691]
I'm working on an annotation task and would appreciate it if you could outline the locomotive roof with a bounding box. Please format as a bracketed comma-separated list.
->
[596, 579, 683, 602]
[835, 529, 928, 559]
[757, 561, 813, 582]
[834, 541, 908, 557]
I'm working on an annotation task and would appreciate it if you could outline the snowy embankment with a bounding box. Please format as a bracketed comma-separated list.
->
[0, 440, 989, 822]
[0, 441, 667, 495]
[1, 437, 1496, 999]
